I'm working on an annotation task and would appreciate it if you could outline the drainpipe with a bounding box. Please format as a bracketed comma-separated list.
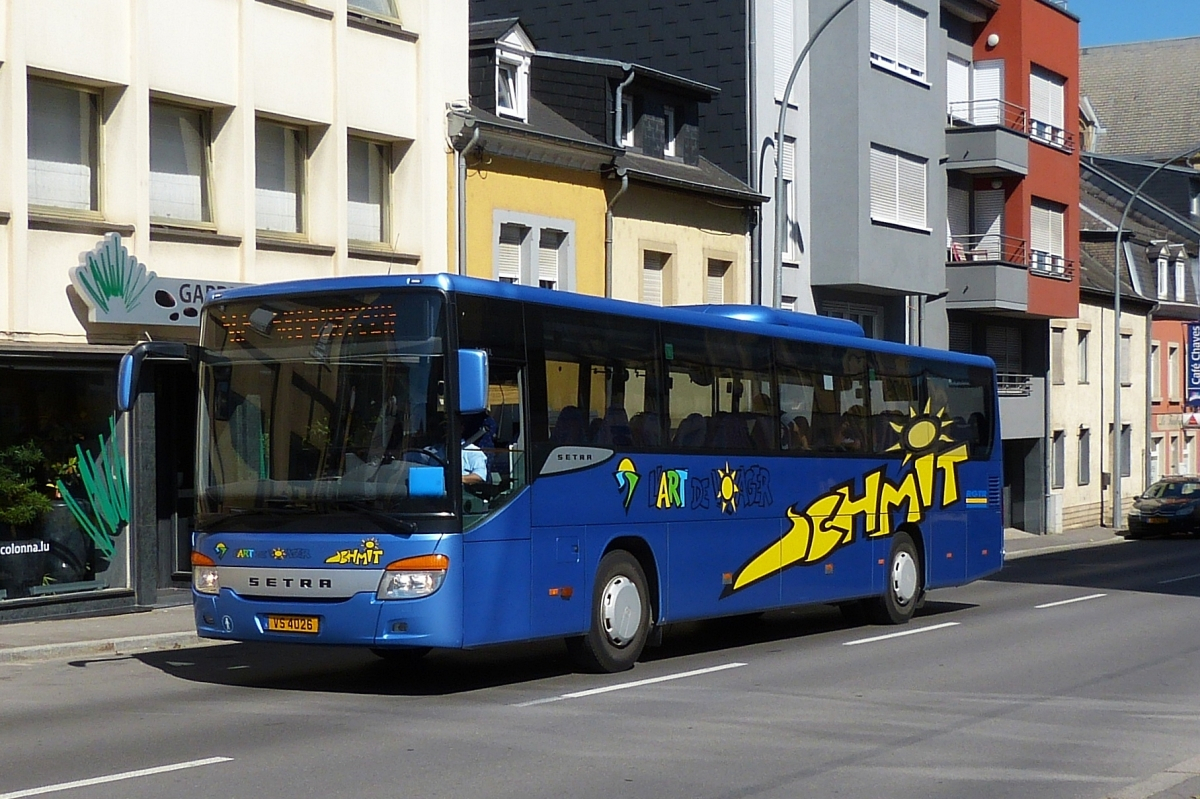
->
[605, 168, 629, 299]
[1145, 302, 1160, 486]
[613, 67, 636, 148]
[456, 123, 481, 277]
[747, 0, 761, 305]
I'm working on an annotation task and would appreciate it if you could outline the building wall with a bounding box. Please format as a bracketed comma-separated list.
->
[979, 0, 1080, 320]
[809, 0, 946, 301]
[1149, 318, 1194, 478]
[463, 155, 608, 296]
[1050, 298, 1148, 530]
[610, 184, 749, 305]
[1, 0, 466, 347]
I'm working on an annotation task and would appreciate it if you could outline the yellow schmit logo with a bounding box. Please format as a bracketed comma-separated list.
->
[732, 403, 969, 592]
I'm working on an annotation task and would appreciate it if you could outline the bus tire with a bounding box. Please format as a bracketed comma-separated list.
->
[868, 532, 921, 625]
[370, 646, 431, 666]
[567, 550, 651, 673]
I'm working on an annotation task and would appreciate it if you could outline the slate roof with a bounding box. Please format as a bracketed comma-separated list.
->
[616, 151, 766, 203]
[469, 17, 522, 44]
[1080, 36, 1200, 160]
[1081, 159, 1200, 248]
[466, 97, 616, 155]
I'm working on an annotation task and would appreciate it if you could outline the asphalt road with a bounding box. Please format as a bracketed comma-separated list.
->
[3, 537, 1200, 799]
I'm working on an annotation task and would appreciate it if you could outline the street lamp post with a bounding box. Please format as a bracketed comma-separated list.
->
[772, 0, 858, 309]
[1110, 141, 1200, 530]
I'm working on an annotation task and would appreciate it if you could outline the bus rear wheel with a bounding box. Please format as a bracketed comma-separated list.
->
[567, 550, 651, 673]
[868, 532, 921, 625]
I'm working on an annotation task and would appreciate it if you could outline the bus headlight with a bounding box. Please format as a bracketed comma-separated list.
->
[377, 554, 449, 600]
[192, 552, 220, 595]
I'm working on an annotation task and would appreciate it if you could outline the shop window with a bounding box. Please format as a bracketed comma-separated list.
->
[28, 78, 100, 212]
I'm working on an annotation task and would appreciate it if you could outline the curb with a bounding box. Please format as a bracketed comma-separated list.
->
[0, 632, 229, 664]
[1004, 535, 1126, 560]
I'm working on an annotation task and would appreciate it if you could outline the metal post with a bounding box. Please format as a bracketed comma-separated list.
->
[772, 0, 857, 309]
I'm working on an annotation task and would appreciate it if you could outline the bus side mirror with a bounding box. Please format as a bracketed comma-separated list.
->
[458, 349, 489, 415]
[117, 342, 197, 413]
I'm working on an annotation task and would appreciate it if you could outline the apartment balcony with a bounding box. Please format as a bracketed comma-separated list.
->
[1030, 121, 1076, 155]
[998, 374, 1045, 440]
[945, 233, 1030, 312]
[945, 100, 1029, 176]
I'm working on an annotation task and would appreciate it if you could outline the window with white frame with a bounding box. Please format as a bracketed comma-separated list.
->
[1078, 329, 1089, 384]
[1158, 254, 1169, 300]
[150, 102, 212, 223]
[348, 0, 397, 17]
[663, 106, 677, 157]
[621, 95, 635, 147]
[869, 0, 927, 82]
[1030, 66, 1067, 148]
[495, 214, 574, 289]
[495, 29, 532, 123]
[255, 119, 306, 234]
[28, 79, 100, 212]
[870, 145, 927, 230]
[642, 250, 671, 306]
[1078, 427, 1091, 485]
[781, 138, 798, 260]
[1151, 435, 1163, 483]
[1191, 180, 1200, 217]
[824, 301, 884, 340]
[1030, 199, 1065, 275]
[347, 136, 390, 243]
[774, 0, 794, 101]
[1170, 343, 1181, 402]
[1151, 342, 1162, 401]
[1175, 257, 1187, 302]
[780, 295, 798, 312]
[1185, 433, 1195, 475]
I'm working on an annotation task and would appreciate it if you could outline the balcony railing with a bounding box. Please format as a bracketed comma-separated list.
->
[1029, 251, 1075, 280]
[947, 233, 1028, 266]
[997, 373, 1033, 397]
[947, 99, 1028, 134]
[1030, 120, 1076, 153]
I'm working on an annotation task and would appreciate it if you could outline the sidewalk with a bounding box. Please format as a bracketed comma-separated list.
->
[0, 526, 1127, 664]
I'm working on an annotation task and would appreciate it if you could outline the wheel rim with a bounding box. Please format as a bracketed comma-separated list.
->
[600, 574, 642, 647]
[891, 550, 918, 607]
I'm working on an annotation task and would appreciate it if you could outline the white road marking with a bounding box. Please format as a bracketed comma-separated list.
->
[0, 757, 233, 799]
[514, 662, 747, 707]
[1035, 593, 1107, 609]
[842, 621, 960, 646]
[1158, 572, 1200, 585]
[1109, 753, 1200, 799]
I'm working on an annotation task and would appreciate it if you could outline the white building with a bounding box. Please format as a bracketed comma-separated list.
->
[0, 0, 466, 618]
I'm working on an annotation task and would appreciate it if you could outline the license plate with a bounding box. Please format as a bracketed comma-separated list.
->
[1148, 517, 1168, 524]
[266, 614, 320, 634]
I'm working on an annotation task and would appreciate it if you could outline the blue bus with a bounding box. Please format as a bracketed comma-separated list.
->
[168, 274, 1001, 672]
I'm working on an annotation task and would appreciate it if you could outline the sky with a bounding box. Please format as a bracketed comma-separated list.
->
[1071, 0, 1200, 47]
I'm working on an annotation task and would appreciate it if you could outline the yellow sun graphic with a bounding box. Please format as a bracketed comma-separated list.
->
[887, 400, 954, 464]
[716, 462, 740, 514]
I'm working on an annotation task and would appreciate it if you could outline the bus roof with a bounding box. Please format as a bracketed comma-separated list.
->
[206, 273, 995, 371]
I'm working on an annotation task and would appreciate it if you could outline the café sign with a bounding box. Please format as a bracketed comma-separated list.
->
[70, 233, 244, 327]
[1188, 323, 1200, 405]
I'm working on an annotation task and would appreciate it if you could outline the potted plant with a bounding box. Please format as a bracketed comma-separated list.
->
[0, 442, 54, 532]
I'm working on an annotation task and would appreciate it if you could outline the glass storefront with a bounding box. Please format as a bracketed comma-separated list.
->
[0, 360, 127, 602]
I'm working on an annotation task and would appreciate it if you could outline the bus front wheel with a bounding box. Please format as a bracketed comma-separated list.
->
[868, 532, 921, 625]
[567, 550, 651, 673]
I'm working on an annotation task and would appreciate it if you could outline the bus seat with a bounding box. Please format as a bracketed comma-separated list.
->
[595, 406, 633, 447]
[673, 413, 708, 448]
[712, 412, 753, 450]
[551, 405, 586, 445]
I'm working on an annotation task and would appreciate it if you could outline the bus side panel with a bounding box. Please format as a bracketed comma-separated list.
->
[967, 503, 1005, 580]
[668, 519, 783, 622]
[779, 515, 875, 607]
[925, 512, 968, 588]
[529, 526, 588, 637]
[462, 538, 532, 647]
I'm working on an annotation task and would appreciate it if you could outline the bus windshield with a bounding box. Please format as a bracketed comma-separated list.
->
[196, 291, 452, 532]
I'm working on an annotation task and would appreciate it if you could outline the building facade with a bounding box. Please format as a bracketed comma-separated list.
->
[0, 0, 467, 619]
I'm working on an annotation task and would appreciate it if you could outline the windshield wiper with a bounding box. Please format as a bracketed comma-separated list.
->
[323, 501, 417, 534]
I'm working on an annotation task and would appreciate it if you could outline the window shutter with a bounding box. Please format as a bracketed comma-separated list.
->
[870, 146, 897, 223]
[895, 3, 926, 78]
[707, 260, 728, 304]
[1030, 202, 1050, 255]
[974, 189, 1004, 259]
[642, 251, 664, 306]
[774, 0, 794, 101]
[948, 319, 972, 353]
[947, 57, 970, 120]
[986, 325, 1022, 373]
[948, 186, 970, 239]
[497, 223, 524, 283]
[1030, 72, 1051, 126]
[538, 229, 564, 288]
[870, 0, 898, 67]
[972, 60, 1003, 125]
[896, 152, 926, 228]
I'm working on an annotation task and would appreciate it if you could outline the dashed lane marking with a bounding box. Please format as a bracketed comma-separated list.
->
[0, 757, 233, 799]
[513, 662, 748, 707]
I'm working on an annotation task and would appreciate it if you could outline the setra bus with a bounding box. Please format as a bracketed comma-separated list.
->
[153, 273, 1002, 672]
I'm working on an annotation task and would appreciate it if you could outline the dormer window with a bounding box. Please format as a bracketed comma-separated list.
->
[663, 106, 677, 157]
[494, 26, 533, 122]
